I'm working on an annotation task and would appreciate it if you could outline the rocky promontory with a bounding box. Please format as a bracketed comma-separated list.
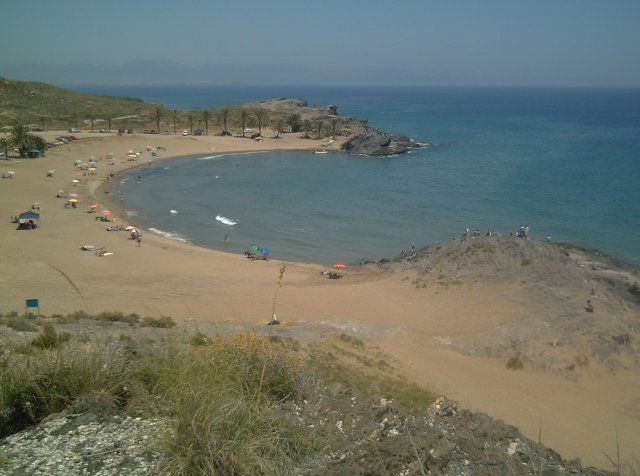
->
[242, 98, 424, 157]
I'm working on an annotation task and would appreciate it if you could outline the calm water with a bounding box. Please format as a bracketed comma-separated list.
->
[99, 86, 640, 265]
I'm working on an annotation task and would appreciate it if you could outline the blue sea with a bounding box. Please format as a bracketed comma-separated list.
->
[82, 86, 640, 265]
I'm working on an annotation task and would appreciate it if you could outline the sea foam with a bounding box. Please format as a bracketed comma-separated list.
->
[148, 228, 191, 243]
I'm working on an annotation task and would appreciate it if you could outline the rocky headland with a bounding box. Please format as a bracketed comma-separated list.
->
[243, 98, 424, 156]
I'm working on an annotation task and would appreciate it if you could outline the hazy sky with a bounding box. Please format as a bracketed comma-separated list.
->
[1, 0, 639, 86]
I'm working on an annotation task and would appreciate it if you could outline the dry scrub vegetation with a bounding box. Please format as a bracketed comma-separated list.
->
[0, 312, 432, 473]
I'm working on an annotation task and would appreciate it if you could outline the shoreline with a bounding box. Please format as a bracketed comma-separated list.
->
[102, 151, 640, 269]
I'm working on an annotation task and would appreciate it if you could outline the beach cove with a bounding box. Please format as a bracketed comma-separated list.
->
[1, 131, 639, 468]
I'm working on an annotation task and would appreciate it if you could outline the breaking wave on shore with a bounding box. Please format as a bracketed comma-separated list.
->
[148, 228, 191, 244]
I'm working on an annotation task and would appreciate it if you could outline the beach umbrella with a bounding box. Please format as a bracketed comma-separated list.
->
[250, 244, 260, 252]
[125, 226, 134, 231]
[102, 210, 111, 217]
[67, 198, 80, 203]
[88, 203, 99, 209]
[68, 193, 78, 198]
[333, 263, 347, 270]
[261, 248, 270, 254]
[72, 179, 80, 183]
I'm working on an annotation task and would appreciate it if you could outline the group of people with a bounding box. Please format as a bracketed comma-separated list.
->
[514, 224, 530, 238]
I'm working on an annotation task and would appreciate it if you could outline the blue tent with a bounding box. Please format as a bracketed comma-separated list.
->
[19, 211, 40, 221]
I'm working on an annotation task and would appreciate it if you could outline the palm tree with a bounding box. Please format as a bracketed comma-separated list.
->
[219, 108, 230, 133]
[8, 122, 45, 158]
[200, 109, 211, 135]
[330, 119, 340, 138]
[106, 117, 112, 132]
[254, 109, 268, 135]
[171, 109, 179, 134]
[315, 121, 323, 139]
[88, 113, 95, 132]
[154, 106, 164, 132]
[288, 113, 302, 133]
[302, 119, 313, 139]
[71, 111, 80, 129]
[240, 110, 248, 137]
[0, 138, 10, 159]
[187, 112, 195, 135]
[273, 118, 285, 138]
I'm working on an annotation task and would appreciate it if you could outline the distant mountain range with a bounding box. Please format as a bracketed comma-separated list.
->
[0, 59, 464, 87]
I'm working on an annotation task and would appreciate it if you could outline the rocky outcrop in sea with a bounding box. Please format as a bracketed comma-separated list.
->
[341, 129, 422, 156]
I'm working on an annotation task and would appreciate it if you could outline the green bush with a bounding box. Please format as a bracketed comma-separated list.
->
[4, 318, 36, 332]
[506, 356, 524, 370]
[95, 311, 139, 326]
[30, 323, 70, 349]
[189, 332, 209, 346]
[0, 346, 131, 436]
[140, 315, 176, 329]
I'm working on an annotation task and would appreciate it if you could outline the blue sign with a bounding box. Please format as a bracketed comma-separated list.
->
[26, 299, 39, 308]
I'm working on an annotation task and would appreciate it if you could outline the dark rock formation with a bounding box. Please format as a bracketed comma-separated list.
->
[341, 129, 422, 156]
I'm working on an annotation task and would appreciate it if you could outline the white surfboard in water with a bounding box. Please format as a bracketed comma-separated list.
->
[216, 215, 237, 226]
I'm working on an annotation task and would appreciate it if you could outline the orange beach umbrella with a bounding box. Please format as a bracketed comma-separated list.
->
[332, 263, 346, 269]
[102, 210, 111, 217]
[88, 203, 99, 209]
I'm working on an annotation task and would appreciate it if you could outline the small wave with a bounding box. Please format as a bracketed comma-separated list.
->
[125, 210, 138, 217]
[170, 209, 179, 215]
[148, 228, 190, 243]
[216, 215, 238, 226]
[197, 151, 267, 161]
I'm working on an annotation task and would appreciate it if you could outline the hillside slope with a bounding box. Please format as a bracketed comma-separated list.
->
[0, 77, 155, 128]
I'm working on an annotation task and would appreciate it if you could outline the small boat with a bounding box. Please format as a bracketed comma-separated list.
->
[314, 149, 328, 155]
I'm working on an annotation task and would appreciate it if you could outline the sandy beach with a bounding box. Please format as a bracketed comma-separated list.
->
[1, 131, 638, 468]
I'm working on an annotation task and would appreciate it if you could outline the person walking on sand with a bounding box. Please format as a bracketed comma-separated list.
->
[137, 234, 142, 246]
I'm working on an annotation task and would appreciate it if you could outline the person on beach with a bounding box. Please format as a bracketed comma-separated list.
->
[224, 233, 229, 243]
[525, 225, 529, 238]
[586, 299, 594, 313]
[137, 234, 142, 246]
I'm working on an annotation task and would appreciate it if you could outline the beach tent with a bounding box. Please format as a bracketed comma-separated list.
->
[19, 211, 40, 227]
[19, 211, 40, 221]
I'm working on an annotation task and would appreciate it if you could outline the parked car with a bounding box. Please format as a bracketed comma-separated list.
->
[99, 128, 108, 133]
[194, 128, 204, 136]
[150, 129, 157, 134]
[69, 127, 80, 133]
[220, 130, 232, 136]
[162, 130, 170, 135]
[118, 128, 125, 135]
[127, 129, 134, 134]
[182, 130, 189, 136]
